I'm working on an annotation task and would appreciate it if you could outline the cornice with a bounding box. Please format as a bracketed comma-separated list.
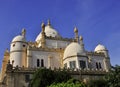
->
[45, 36, 74, 42]
[27, 46, 64, 53]
[11, 41, 28, 44]
[86, 51, 105, 57]
[10, 50, 26, 54]
[63, 55, 88, 61]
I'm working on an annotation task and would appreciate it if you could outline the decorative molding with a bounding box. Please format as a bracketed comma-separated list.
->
[86, 51, 105, 57]
[45, 36, 74, 42]
[27, 46, 64, 53]
[10, 50, 26, 54]
[63, 55, 88, 61]
[11, 41, 28, 44]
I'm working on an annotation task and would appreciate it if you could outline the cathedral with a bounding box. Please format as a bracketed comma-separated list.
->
[0, 20, 111, 87]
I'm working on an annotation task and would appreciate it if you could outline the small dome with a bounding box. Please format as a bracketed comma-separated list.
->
[35, 25, 61, 42]
[94, 44, 107, 52]
[63, 42, 85, 59]
[12, 35, 26, 42]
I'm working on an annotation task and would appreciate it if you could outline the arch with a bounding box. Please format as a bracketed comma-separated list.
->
[37, 59, 40, 67]
[99, 62, 102, 69]
[96, 62, 99, 69]
[41, 59, 44, 67]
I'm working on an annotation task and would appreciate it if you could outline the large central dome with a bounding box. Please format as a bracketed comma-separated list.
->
[35, 20, 61, 42]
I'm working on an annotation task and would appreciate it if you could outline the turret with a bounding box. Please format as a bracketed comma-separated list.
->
[10, 29, 27, 67]
[41, 22, 46, 48]
[74, 27, 79, 42]
[94, 44, 109, 57]
[94, 44, 111, 72]
[79, 35, 85, 52]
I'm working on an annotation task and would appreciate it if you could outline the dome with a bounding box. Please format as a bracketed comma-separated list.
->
[45, 25, 60, 37]
[94, 44, 107, 52]
[63, 42, 85, 59]
[12, 35, 26, 42]
[35, 25, 61, 42]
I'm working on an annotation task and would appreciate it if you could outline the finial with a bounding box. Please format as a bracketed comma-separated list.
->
[74, 27, 78, 33]
[47, 19, 51, 26]
[5, 48, 9, 53]
[41, 22, 45, 28]
[74, 26, 79, 42]
[22, 28, 26, 37]
[80, 36, 83, 40]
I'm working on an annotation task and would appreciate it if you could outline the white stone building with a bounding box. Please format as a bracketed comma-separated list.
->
[0, 20, 111, 87]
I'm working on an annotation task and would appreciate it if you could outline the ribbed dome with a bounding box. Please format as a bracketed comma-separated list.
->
[94, 44, 107, 52]
[35, 25, 61, 42]
[12, 35, 26, 42]
[63, 42, 85, 59]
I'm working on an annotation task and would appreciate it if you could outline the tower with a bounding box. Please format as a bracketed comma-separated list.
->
[0, 49, 9, 82]
[10, 29, 27, 67]
[94, 44, 111, 71]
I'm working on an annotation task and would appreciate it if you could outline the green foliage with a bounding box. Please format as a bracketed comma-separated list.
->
[30, 68, 71, 87]
[87, 79, 107, 87]
[87, 65, 120, 87]
[105, 65, 120, 87]
[30, 68, 55, 87]
[48, 79, 86, 87]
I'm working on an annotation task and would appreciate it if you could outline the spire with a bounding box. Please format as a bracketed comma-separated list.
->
[22, 28, 26, 37]
[41, 22, 46, 48]
[74, 27, 79, 42]
[79, 35, 84, 44]
[5, 48, 9, 53]
[41, 22, 45, 32]
[79, 35, 85, 51]
[80, 36, 83, 41]
[47, 19, 51, 26]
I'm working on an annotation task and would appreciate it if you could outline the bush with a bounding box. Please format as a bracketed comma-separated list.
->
[30, 68, 71, 87]
[48, 79, 86, 87]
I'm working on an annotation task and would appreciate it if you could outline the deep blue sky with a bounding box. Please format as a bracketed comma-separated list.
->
[0, 0, 120, 67]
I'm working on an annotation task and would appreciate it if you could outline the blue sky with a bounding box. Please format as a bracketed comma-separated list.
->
[0, 0, 120, 67]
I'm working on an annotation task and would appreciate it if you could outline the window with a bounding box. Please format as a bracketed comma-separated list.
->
[41, 59, 44, 67]
[37, 59, 40, 67]
[79, 60, 86, 69]
[69, 61, 76, 69]
[13, 44, 15, 47]
[99, 62, 102, 69]
[96, 62, 99, 69]
[64, 63, 67, 68]
[25, 74, 30, 82]
[96, 62, 102, 69]
[23, 44, 26, 47]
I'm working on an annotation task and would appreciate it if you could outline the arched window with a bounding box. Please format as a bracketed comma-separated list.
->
[41, 59, 44, 67]
[37, 59, 40, 67]
[99, 62, 102, 69]
[96, 62, 99, 69]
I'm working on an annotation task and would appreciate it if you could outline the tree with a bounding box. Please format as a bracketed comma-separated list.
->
[105, 65, 120, 87]
[48, 79, 86, 87]
[30, 68, 55, 87]
[30, 68, 71, 87]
